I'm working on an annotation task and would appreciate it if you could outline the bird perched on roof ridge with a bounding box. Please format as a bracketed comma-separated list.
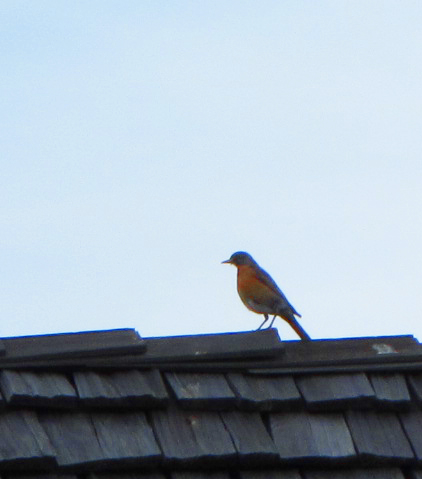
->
[222, 251, 311, 341]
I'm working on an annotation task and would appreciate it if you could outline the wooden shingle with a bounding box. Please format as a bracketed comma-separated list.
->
[0, 370, 77, 408]
[143, 329, 283, 364]
[369, 373, 411, 408]
[407, 373, 422, 402]
[38, 412, 110, 469]
[399, 409, 422, 460]
[345, 410, 414, 461]
[73, 369, 167, 408]
[295, 373, 374, 409]
[0, 329, 145, 365]
[280, 335, 420, 366]
[165, 372, 237, 409]
[227, 373, 301, 410]
[0, 410, 56, 469]
[150, 407, 236, 466]
[91, 411, 162, 466]
[270, 412, 356, 462]
[220, 411, 278, 464]
[39, 411, 161, 469]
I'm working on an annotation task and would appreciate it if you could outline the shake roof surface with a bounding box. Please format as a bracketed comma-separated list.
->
[0, 328, 420, 479]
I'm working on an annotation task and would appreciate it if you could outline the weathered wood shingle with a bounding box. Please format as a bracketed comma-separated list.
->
[399, 409, 422, 460]
[270, 412, 356, 462]
[369, 373, 411, 408]
[220, 411, 278, 464]
[345, 410, 414, 461]
[0, 370, 77, 408]
[38, 412, 110, 469]
[165, 372, 237, 409]
[73, 369, 167, 408]
[38, 411, 161, 470]
[227, 373, 302, 410]
[0, 329, 146, 366]
[150, 407, 237, 466]
[407, 373, 422, 402]
[0, 410, 56, 468]
[295, 373, 374, 409]
[89, 412, 162, 466]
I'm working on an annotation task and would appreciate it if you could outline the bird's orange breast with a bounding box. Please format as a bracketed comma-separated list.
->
[236, 265, 276, 313]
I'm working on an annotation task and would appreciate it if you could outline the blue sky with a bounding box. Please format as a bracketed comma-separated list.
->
[1, 1, 422, 341]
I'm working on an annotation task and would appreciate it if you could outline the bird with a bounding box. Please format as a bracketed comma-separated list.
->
[222, 251, 311, 340]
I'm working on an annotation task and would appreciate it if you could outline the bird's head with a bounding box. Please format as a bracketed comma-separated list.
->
[222, 251, 256, 267]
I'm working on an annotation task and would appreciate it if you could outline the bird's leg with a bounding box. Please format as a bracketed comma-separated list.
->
[257, 314, 269, 330]
[268, 315, 277, 328]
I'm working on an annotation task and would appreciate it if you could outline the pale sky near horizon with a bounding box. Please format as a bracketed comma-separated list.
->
[1, 1, 422, 342]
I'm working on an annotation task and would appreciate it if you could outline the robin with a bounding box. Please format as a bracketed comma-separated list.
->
[222, 251, 311, 340]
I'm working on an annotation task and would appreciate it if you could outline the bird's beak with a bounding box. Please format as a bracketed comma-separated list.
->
[221, 258, 232, 264]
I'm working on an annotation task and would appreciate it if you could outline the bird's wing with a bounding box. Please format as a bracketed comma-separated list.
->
[254, 267, 301, 317]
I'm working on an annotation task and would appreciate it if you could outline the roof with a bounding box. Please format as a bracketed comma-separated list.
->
[0, 328, 421, 478]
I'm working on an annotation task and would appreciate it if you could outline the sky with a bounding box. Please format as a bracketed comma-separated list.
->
[1, 1, 422, 342]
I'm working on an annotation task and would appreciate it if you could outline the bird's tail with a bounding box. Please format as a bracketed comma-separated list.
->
[285, 316, 311, 341]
